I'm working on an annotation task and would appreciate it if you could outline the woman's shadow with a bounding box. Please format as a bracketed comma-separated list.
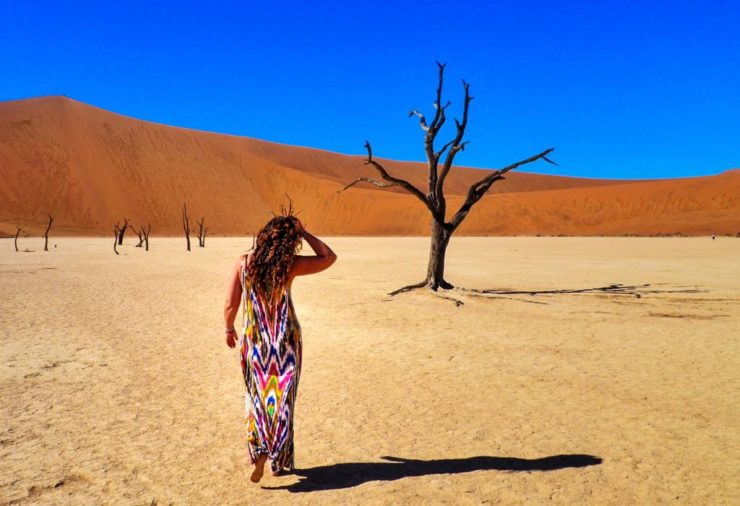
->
[264, 454, 602, 492]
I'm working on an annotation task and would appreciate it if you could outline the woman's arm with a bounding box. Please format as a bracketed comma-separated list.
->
[223, 256, 244, 348]
[290, 227, 337, 279]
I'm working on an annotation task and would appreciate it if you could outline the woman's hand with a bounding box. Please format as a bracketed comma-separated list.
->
[225, 328, 237, 348]
[295, 218, 306, 238]
[289, 228, 337, 278]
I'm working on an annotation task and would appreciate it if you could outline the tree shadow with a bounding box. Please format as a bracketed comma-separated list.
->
[405, 283, 706, 307]
[457, 283, 704, 299]
[263, 454, 602, 492]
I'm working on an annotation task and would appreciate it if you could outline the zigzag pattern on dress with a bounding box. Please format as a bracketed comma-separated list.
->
[239, 265, 302, 474]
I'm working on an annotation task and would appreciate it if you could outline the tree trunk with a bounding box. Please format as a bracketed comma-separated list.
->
[425, 220, 453, 290]
[197, 217, 207, 247]
[14, 227, 21, 252]
[117, 218, 130, 245]
[182, 204, 191, 252]
[142, 224, 151, 251]
[43, 215, 53, 252]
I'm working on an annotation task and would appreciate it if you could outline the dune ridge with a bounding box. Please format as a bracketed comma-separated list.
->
[1, 96, 738, 237]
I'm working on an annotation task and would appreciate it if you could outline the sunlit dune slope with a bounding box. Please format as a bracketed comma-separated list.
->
[0, 96, 738, 236]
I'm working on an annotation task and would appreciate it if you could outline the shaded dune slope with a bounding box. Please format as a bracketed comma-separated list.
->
[0, 96, 738, 237]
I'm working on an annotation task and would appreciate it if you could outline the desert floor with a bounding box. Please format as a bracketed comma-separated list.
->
[1, 237, 739, 505]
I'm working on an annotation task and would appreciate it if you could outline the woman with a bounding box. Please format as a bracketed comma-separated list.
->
[223, 214, 336, 483]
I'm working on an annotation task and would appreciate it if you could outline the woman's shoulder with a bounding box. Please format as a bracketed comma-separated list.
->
[233, 253, 250, 273]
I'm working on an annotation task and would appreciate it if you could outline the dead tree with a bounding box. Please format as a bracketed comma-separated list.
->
[182, 203, 191, 251]
[197, 217, 208, 247]
[117, 217, 131, 245]
[141, 224, 152, 251]
[112, 224, 120, 255]
[343, 63, 556, 292]
[134, 227, 145, 247]
[14, 227, 23, 252]
[43, 215, 54, 252]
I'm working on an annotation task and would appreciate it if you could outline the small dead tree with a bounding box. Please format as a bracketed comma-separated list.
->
[182, 203, 191, 251]
[43, 215, 54, 252]
[14, 227, 23, 252]
[112, 223, 120, 255]
[141, 224, 152, 251]
[117, 217, 131, 245]
[134, 227, 145, 247]
[343, 63, 556, 292]
[197, 217, 208, 247]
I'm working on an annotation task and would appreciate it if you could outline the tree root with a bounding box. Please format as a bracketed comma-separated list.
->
[388, 281, 429, 296]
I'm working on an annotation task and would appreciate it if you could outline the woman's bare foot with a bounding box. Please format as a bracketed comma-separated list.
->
[250, 454, 268, 483]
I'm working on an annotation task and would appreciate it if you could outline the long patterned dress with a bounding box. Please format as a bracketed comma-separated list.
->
[239, 264, 302, 473]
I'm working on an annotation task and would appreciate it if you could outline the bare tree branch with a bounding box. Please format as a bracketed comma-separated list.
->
[428, 61, 448, 133]
[422, 62, 450, 196]
[435, 139, 455, 160]
[437, 79, 473, 195]
[339, 177, 399, 192]
[197, 216, 207, 247]
[449, 148, 555, 230]
[408, 110, 429, 131]
[361, 141, 443, 221]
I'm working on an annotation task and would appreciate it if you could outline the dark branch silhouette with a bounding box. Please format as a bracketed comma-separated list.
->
[141, 224, 151, 251]
[112, 223, 120, 255]
[134, 226, 145, 248]
[43, 215, 54, 252]
[197, 216, 208, 247]
[182, 203, 191, 252]
[14, 227, 23, 252]
[342, 62, 554, 293]
[116, 217, 131, 245]
[264, 454, 602, 493]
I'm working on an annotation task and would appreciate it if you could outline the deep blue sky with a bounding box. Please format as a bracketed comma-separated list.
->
[1, 1, 738, 179]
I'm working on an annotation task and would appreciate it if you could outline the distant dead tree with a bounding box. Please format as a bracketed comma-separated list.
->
[134, 226, 145, 247]
[141, 224, 152, 251]
[117, 217, 131, 245]
[112, 224, 120, 255]
[14, 227, 24, 252]
[342, 63, 555, 293]
[43, 215, 54, 252]
[182, 203, 191, 251]
[197, 216, 208, 247]
[134, 224, 152, 249]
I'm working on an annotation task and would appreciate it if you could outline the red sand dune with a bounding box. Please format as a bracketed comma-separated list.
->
[1, 96, 738, 237]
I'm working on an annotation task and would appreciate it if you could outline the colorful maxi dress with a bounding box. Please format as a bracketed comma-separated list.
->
[239, 265, 302, 474]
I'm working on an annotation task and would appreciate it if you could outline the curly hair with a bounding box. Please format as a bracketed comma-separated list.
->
[246, 213, 302, 305]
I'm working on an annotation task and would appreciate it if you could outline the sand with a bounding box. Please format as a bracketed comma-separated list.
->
[1, 236, 738, 504]
[1, 96, 739, 237]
